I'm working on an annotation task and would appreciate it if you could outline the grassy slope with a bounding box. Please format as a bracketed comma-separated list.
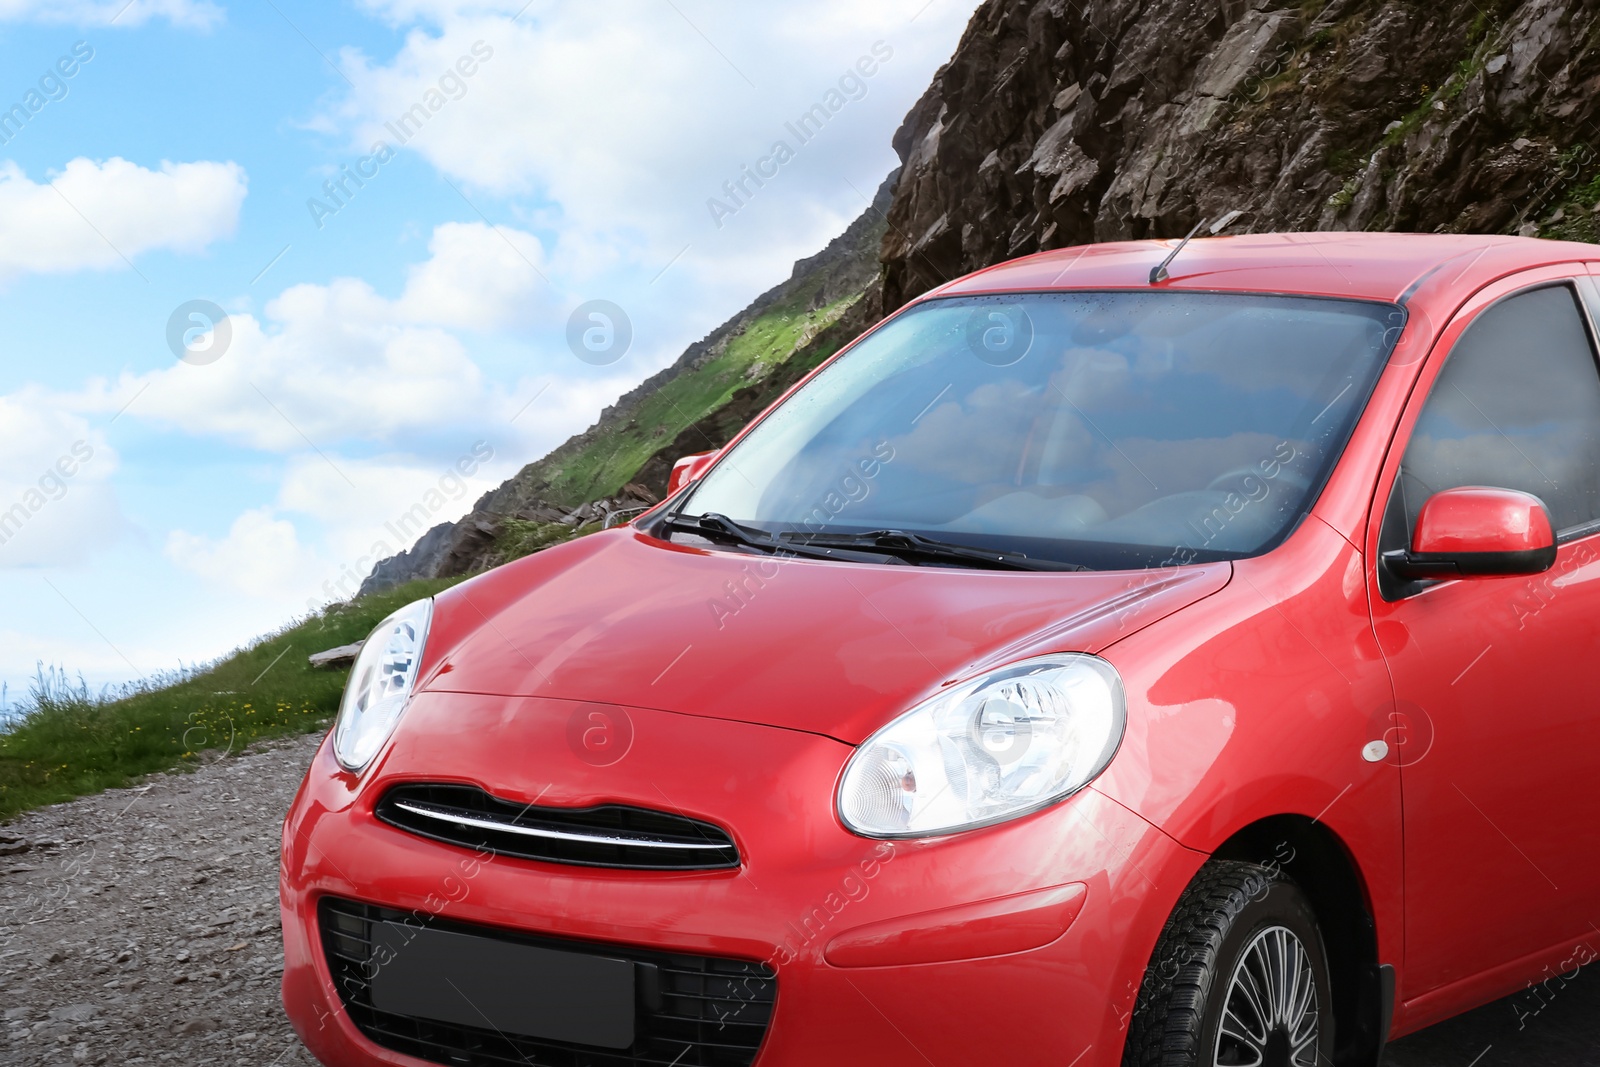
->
[0, 577, 460, 820]
[533, 282, 861, 507]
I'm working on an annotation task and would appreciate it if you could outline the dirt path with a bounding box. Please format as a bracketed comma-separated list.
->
[0, 733, 322, 1067]
[1, 727, 1594, 1067]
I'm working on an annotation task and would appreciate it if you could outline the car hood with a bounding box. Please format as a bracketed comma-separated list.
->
[418, 528, 1231, 744]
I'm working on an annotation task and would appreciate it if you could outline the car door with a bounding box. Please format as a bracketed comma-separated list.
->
[1367, 272, 1600, 1003]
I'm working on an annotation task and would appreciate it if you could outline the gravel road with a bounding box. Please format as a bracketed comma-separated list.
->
[0, 733, 321, 1067]
[0, 730, 1593, 1067]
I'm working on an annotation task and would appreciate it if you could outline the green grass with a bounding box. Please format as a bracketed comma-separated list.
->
[0, 577, 461, 821]
[493, 517, 591, 565]
[1327, 174, 1361, 209]
[1362, 18, 1494, 160]
[537, 285, 861, 506]
[1539, 201, 1600, 243]
[1325, 147, 1362, 177]
[492, 509, 647, 569]
[1533, 147, 1600, 242]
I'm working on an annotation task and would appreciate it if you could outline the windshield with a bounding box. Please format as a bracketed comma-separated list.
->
[680, 290, 1399, 570]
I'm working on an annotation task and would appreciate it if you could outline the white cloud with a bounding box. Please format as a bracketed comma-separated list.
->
[323, 1, 975, 280]
[0, 157, 246, 280]
[277, 453, 489, 533]
[0, 0, 224, 29]
[279, 451, 498, 553]
[162, 449, 516, 610]
[275, 450, 502, 604]
[67, 216, 619, 461]
[85, 276, 490, 451]
[0, 392, 122, 568]
[398, 221, 552, 330]
[166, 507, 320, 600]
[353, 0, 525, 24]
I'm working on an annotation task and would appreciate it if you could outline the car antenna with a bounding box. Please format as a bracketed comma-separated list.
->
[1148, 210, 1245, 285]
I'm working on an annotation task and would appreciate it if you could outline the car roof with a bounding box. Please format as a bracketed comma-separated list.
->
[926, 232, 1600, 306]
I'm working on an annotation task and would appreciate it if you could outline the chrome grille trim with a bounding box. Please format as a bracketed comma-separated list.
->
[375, 784, 741, 870]
[390, 800, 732, 851]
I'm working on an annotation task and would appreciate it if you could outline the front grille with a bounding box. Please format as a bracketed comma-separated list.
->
[320, 898, 777, 1067]
[376, 783, 741, 871]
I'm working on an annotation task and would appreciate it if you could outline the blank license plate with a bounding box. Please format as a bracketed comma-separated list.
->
[368, 921, 635, 1049]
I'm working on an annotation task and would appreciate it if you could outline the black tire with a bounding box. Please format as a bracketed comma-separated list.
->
[1122, 860, 1334, 1067]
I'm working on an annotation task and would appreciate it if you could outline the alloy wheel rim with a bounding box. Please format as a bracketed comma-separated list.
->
[1213, 925, 1320, 1067]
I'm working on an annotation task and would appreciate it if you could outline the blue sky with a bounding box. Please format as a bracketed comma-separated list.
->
[0, 0, 981, 708]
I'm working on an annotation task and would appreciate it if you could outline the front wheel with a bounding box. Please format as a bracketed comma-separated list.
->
[1122, 860, 1334, 1067]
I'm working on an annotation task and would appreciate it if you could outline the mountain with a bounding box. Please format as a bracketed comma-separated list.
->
[880, 0, 1600, 309]
[365, 0, 1600, 593]
[359, 172, 897, 594]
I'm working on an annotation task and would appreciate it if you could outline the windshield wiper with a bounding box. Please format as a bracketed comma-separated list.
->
[662, 512, 847, 562]
[785, 529, 1088, 572]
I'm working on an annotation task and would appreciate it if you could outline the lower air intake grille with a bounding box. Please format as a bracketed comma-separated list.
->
[319, 898, 777, 1067]
[376, 783, 741, 871]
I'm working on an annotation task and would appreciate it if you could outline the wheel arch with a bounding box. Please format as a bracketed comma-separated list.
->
[1211, 814, 1389, 1066]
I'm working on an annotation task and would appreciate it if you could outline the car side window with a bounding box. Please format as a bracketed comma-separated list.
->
[1396, 283, 1600, 539]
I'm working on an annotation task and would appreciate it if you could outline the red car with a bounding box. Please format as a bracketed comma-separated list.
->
[281, 232, 1600, 1067]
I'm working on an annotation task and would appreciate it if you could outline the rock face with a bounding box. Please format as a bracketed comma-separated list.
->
[881, 0, 1600, 309]
[307, 641, 365, 670]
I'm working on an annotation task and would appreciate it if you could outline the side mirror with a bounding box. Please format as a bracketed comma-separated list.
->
[667, 449, 720, 496]
[1384, 486, 1556, 580]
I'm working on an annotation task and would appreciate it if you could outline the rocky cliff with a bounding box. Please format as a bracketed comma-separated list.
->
[881, 0, 1600, 309]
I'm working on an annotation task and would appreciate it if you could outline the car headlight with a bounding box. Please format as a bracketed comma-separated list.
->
[332, 598, 433, 772]
[837, 653, 1125, 837]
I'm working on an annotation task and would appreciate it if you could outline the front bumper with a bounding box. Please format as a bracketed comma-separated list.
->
[281, 692, 1203, 1066]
